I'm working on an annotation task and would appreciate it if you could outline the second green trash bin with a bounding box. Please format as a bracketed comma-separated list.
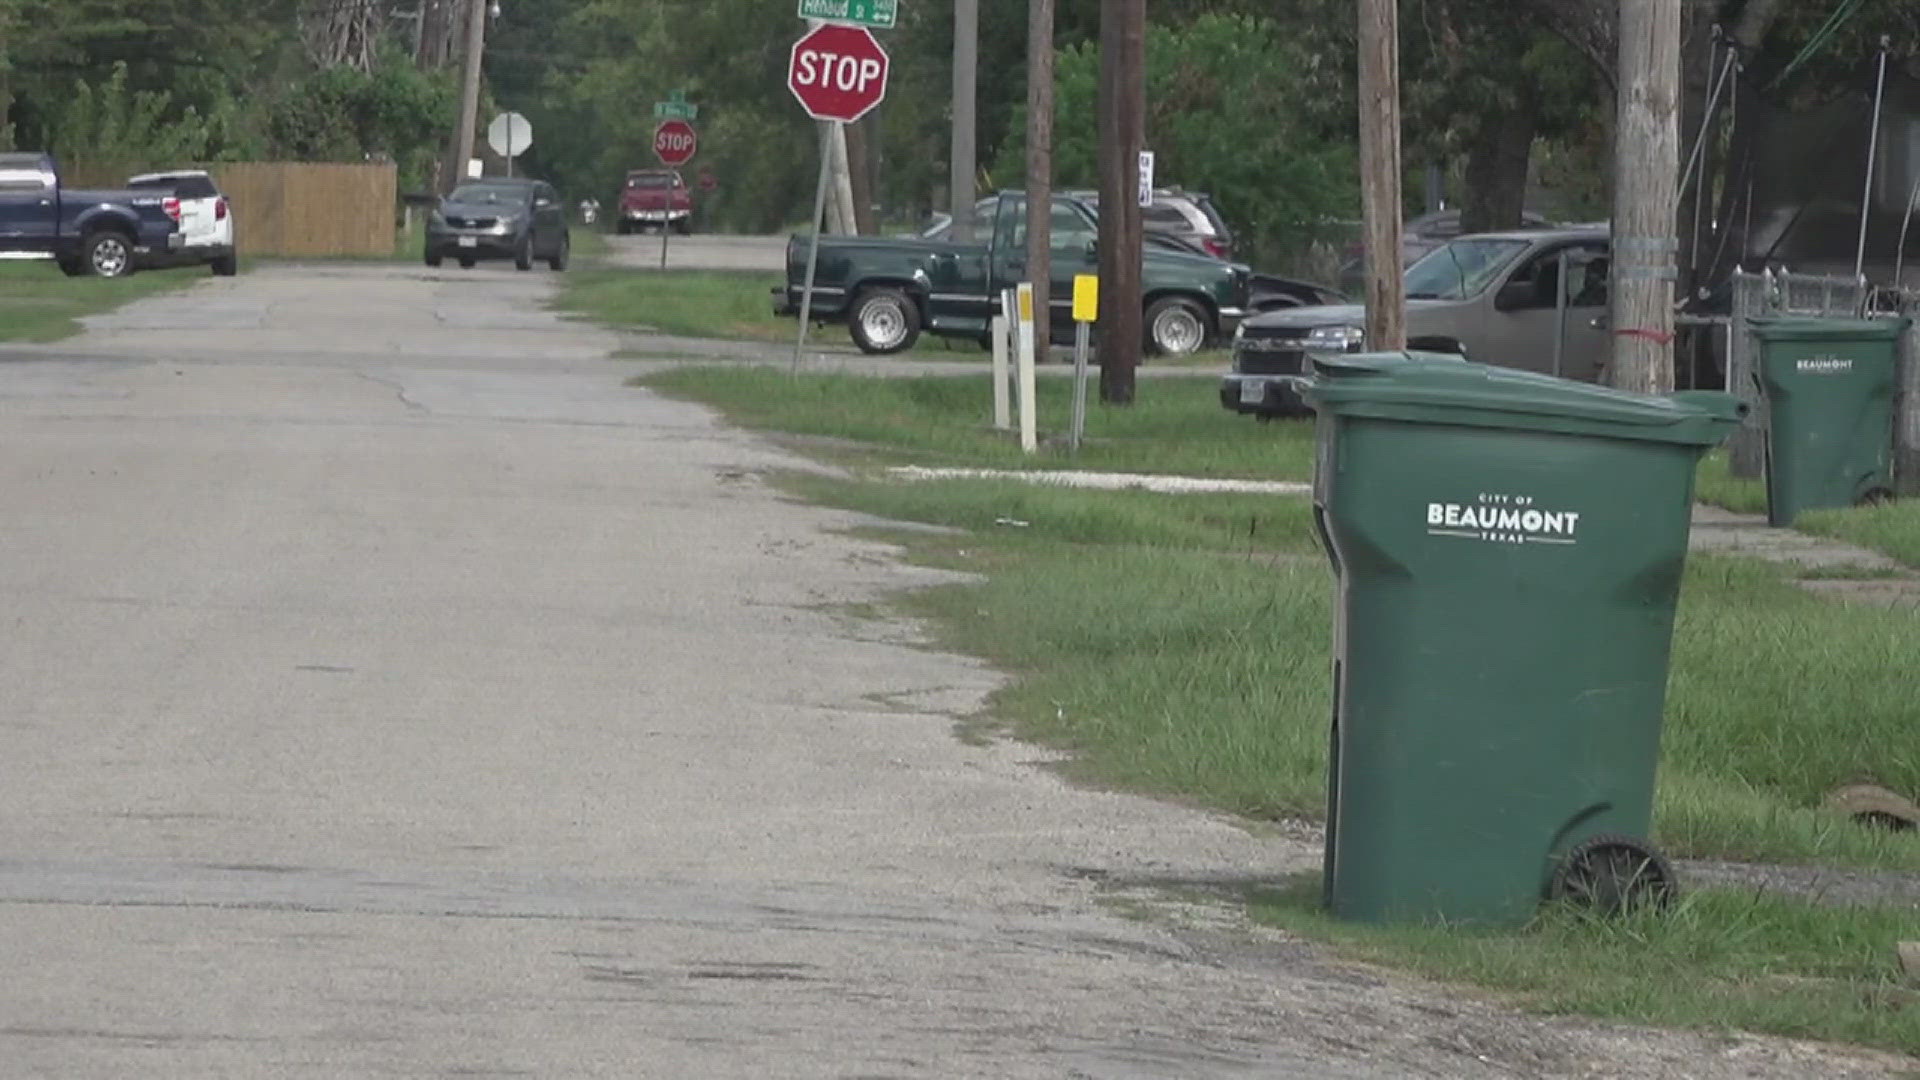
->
[1299, 352, 1744, 927]
[1749, 317, 1910, 527]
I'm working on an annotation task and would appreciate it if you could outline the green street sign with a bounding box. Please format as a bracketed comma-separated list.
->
[796, 0, 897, 30]
[653, 89, 699, 121]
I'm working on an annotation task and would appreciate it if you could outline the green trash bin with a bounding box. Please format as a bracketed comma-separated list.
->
[1749, 317, 1910, 527]
[1298, 352, 1744, 927]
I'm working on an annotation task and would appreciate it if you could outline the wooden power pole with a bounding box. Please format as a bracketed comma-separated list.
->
[1610, 0, 1680, 393]
[1096, 0, 1145, 404]
[1024, 0, 1055, 367]
[445, 0, 487, 194]
[1356, 0, 1406, 352]
[950, 0, 978, 242]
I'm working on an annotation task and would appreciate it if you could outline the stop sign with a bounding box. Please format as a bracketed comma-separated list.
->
[788, 23, 890, 123]
[653, 119, 697, 167]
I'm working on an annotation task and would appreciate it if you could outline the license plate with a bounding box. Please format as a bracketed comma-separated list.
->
[1239, 379, 1265, 405]
[457, 237, 478, 248]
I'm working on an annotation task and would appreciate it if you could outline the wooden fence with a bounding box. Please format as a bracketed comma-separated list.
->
[208, 162, 396, 258]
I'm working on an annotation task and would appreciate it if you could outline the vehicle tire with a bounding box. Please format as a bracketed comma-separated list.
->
[1144, 295, 1209, 357]
[82, 231, 135, 279]
[211, 254, 238, 277]
[514, 235, 533, 271]
[674, 218, 692, 236]
[615, 221, 630, 236]
[548, 235, 570, 272]
[458, 257, 476, 269]
[57, 258, 85, 278]
[847, 287, 922, 355]
[424, 252, 443, 268]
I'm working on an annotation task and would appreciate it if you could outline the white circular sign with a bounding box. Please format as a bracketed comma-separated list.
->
[487, 112, 533, 159]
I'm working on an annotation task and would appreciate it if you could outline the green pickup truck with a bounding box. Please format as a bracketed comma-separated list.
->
[772, 191, 1253, 356]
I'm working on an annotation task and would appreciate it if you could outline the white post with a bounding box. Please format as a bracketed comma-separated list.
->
[990, 314, 1011, 430]
[1016, 282, 1039, 453]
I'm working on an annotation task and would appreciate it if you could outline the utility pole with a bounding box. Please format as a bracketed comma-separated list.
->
[1024, 0, 1055, 368]
[1356, 0, 1406, 351]
[1096, 0, 1144, 404]
[445, 0, 487, 194]
[1609, 0, 1680, 393]
[827, 121, 858, 234]
[950, 0, 978, 242]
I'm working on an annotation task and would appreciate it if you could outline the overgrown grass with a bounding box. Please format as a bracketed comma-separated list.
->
[1798, 501, 1920, 571]
[1695, 449, 1768, 514]
[1254, 878, 1920, 1056]
[0, 262, 201, 342]
[641, 367, 1315, 479]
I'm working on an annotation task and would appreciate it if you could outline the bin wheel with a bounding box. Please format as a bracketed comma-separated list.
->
[1857, 487, 1895, 507]
[1549, 833, 1677, 915]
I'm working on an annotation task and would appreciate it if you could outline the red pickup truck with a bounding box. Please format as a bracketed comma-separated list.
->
[616, 169, 693, 235]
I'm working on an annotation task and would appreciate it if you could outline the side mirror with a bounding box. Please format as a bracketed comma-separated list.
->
[1493, 280, 1533, 311]
[1084, 239, 1098, 260]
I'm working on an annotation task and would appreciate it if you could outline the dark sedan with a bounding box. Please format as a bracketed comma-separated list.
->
[426, 178, 570, 271]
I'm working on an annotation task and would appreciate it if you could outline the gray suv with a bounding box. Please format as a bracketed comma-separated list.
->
[1223, 227, 1610, 417]
[426, 178, 570, 271]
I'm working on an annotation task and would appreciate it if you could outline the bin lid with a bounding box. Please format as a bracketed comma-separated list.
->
[1300, 350, 1747, 446]
[1748, 316, 1910, 343]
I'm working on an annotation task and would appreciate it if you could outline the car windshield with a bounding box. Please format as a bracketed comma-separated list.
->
[1403, 237, 1530, 300]
[449, 183, 526, 205]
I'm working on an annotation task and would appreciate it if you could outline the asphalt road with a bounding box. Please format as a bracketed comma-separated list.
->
[0, 258, 1908, 1078]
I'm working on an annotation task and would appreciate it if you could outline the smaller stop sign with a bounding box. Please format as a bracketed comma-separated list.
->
[788, 23, 890, 123]
[654, 119, 697, 167]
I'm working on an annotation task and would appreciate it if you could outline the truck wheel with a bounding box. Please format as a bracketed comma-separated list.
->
[57, 258, 85, 278]
[1144, 296, 1208, 357]
[83, 231, 135, 278]
[615, 221, 631, 236]
[848, 287, 921, 355]
[674, 218, 692, 236]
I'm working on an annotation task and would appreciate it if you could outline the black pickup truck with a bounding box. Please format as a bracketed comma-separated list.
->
[0, 152, 183, 277]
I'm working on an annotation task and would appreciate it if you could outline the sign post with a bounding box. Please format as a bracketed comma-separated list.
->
[786, 22, 891, 370]
[486, 112, 533, 178]
[650, 96, 698, 270]
[1070, 274, 1098, 451]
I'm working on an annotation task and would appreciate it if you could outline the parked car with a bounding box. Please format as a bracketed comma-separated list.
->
[1224, 226, 1610, 418]
[617, 169, 692, 235]
[1068, 187, 1236, 261]
[0, 152, 182, 277]
[126, 169, 236, 276]
[425, 178, 570, 271]
[1337, 207, 1557, 294]
[774, 190, 1253, 356]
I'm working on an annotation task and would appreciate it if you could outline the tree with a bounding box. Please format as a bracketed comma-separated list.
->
[998, 14, 1357, 269]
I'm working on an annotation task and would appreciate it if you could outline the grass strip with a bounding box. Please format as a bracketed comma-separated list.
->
[1253, 879, 1920, 1056]
[642, 367, 1315, 479]
[1798, 501, 1920, 571]
[0, 263, 201, 343]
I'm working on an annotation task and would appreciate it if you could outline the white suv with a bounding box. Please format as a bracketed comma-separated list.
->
[126, 170, 237, 276]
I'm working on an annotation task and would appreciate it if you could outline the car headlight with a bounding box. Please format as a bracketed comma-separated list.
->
[1306, 325, 1365, 351]
[1232, 323, 1246, 345]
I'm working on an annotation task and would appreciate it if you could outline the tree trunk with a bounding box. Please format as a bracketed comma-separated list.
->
[1459, 106, 1536, 234]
